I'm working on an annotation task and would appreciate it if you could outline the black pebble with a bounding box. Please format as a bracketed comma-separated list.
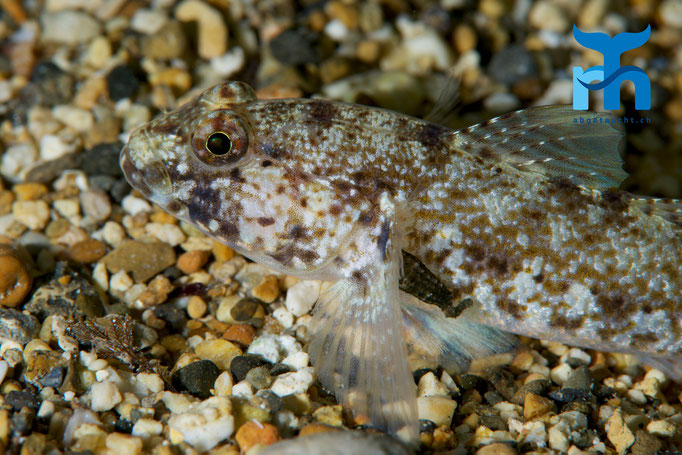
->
[107, 65, 140, 101]
[153, 303, 187, 331]
[270, 29, 319, 65]
[29, 61, 75, 105]
[5, 390, 41, 411]
[230, 354, 268, 382]
[269, 363, 292, 376]
[256, 389, 283, 413]
[82, 143, 124, 177]
[171, 360, 220, 399]
[38, 366, 65, 388]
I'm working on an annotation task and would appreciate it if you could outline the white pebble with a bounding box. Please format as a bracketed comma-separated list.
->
[110, 270, 133, 292]
[175, 0, 228, 59]
[285, 280, 321, 316]
[272, 306, 294, 329]
[12, 200, 50, 230]
[232, 380, 254, 398]
[550, 363, 573, 385]
[417, 372, 450, 397]
[647, 419, 675, 437]
[121, 195, 152, 216]
[132, 418, 163, 438]
[80, 190, 111, 223]
[214, 371, 233, 396]
[417, 396, 457, 426]
[102, 221, 126, 247]
[660, 0, 682, 28]
[282, 351, 310, 370]
[41, 11, 102, 45]
[626, 388, 647, 405]
[562, 348, 592, 366]
[271, 368, 315, 397]
[1, 143, 37, 180]
[52, 105, 94, 133]
[54, 170, 89, 191]
[130, 8, 168, 34]
[136, 373, 164, 394]
[167, 397, 234, 451]
[0, 360, 8, 385]
[248, 334, 301, 363]
[53, 198, 80, 219]
[210, 46, 245, 77]
[90, 381, 122, 411]
[145, 222, 186, 246]
[37, 400, 56, 419]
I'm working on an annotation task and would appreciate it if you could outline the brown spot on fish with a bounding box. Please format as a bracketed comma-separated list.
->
[257, 217, 275, 227]
[417, 123, 450, 148]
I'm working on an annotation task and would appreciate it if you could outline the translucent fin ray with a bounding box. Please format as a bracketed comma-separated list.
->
[453, 105, 627, 190]
[400, 293, 523, 375]
[310, 274, 418, 441]
[630, 196, 682, 227]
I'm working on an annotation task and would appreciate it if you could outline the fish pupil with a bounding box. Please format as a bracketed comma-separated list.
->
[206, 132, 232, 155]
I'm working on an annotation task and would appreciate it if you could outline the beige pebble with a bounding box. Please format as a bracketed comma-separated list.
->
[453, 24, 478, 54]
[12, 200, 50, 230]
[177, 250, 211, 274]
[13, 183, 48, 201]
[606, 409, 635, 453]
[251, 274, 280, 303]
[212, 242, 234, 261]
[523, 392, 555, 420]
[187, 296, 207, 319]
[195, 339, 241, 370]
[105, 432, 142, 455]
[175, 0, 227, 59]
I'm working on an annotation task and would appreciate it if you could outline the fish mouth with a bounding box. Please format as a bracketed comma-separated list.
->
[120, 128, 173, 197]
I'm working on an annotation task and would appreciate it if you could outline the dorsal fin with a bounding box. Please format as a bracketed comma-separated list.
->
[630, 196, 682, 227]
[453, 105, 627, 191]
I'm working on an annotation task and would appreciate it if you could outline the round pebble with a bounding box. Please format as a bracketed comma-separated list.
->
[68, 239, 107, 263]
[177, 249, 210, 274]
[236, 420, 280, 452]
[0, 244, 32, 307]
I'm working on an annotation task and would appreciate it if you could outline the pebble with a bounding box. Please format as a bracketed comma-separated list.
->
[106, 65, 139, 102]
[660, 0, 682, 28]
[282, 351, 309, 370]
[24, 349, 65, 388]
[177, 249, 210, 274]
[475, 443, 518, 455]
[417, 396, 457, 426]
[222, 324, 256, 347]
[105, 432, 142, 454]
[248, 334, 301, 364]
[258, 431, 412, 455]
[0, 306, 39, 343]
[81, 143, 124, 177]
[550, 363, 573, 385]
[270, 29, 319, 65]
[270, 368, 315, 396]
[13, 183, 47, 201]
[418, 372, 450, 397]
[130, 8, 168, 35]
[12, 200, 50, 230]
[41, 11, 102, 45]
[145, 222, 186, 246]
[68, 239, 107, 263]
[488, 44, 538, 86]
[0, 243, 32, 308]
[235, 420, 280, 452]
[175, 0, 228, 60]
[102, 240, 176, 282]
[284, 280, 320, 316]
[251, 274, 281, 303]
[121, 195, 151, 216]
[90, 380, 122, 411]
[168, 396, 234, 451]
[646, 419, 675, 437]
[214, 371, 233, 396]
[102, 221, 126, 247]
[171, 360, 220, 398]
[606, 409, 635, 453]
[141, 20, 187, 60]
[523, 392, 556, 419]
[79, 190, 111, 223]
[4, 389, 40, 411]
[109, 270, 133, 293]
[186, 295, 207, 319]
[131, 418, 163, 439]
[195, 339, 242, 371]
[529, 1, 569, 32]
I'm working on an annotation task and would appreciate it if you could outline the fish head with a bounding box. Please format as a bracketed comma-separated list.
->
[121, 81, 370, 277]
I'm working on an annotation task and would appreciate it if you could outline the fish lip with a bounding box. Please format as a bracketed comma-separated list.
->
[120, 128, 173, 197]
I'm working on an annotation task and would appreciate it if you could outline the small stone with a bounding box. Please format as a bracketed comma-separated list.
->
[214, 371, 233, 396]
[130, 8, 168, 34]
[523, 392, 556, 420]
[488, 44, 538, 86]
[102, 221, 125, 247]
[24, 349, 65, 388]
[167, 396, 234, 451]
[81, 143, 124, 177]
[313, 405, 343, 427]
[282, 351, 309, 370]
[212, 242, 234, 261]
[0, 306, 39, 343]
[230, 355, 269, 382]
[141, 20, 187, 60]
[646, 419, 675, 437]
[110, 270, 133, 292]
[13, 183, 48, 201]
[4, 390, 40, 411]
[660, 0, 682, 28]
[187, 296, 207, 319]
[131, 418, 163, 438]
[418, 396, 457, 427]
[284, 280, 320, 316]
[606, 409, 635, 453]
[41, 11, 101, 45]
[0, 244, 32, 308]
[146, 222, 186, 247]
[68, 239, 107, 263]
[217, 296, 264, 325]
[223, 324, 255, 347]
[550, 363, 573, 386]
[195, 339, 242, 371]
[175, 0, 228, 59]
[80, 190, 111, 223]
[105, 433, 142, 455]
[529, 1, 569, 32]
[177, 250, 210, 274]
[102, 240, 176, 282]
[271, 368, 315, 396]
[90, 380, 122, 411]
[418, 372, 450, 397]
[512, 379, 550, 405]
[235, 420, 280, 452]
[12, 200, 50, 230]
[475, 443, 518, 455]
[106, 65, 139, 102]
[453, 24, 477, 54]
[171, 360, 221, 398]
[245, 366, 272, 389]
[251, 274, 280, 303]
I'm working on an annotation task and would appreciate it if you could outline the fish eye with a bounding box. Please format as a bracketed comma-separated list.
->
[206, 132, 232, 156]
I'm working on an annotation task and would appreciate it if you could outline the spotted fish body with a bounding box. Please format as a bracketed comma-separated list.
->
[121, 82, 682, 441]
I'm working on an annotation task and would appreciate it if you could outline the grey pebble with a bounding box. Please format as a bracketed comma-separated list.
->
[0, 307, 39, 345]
